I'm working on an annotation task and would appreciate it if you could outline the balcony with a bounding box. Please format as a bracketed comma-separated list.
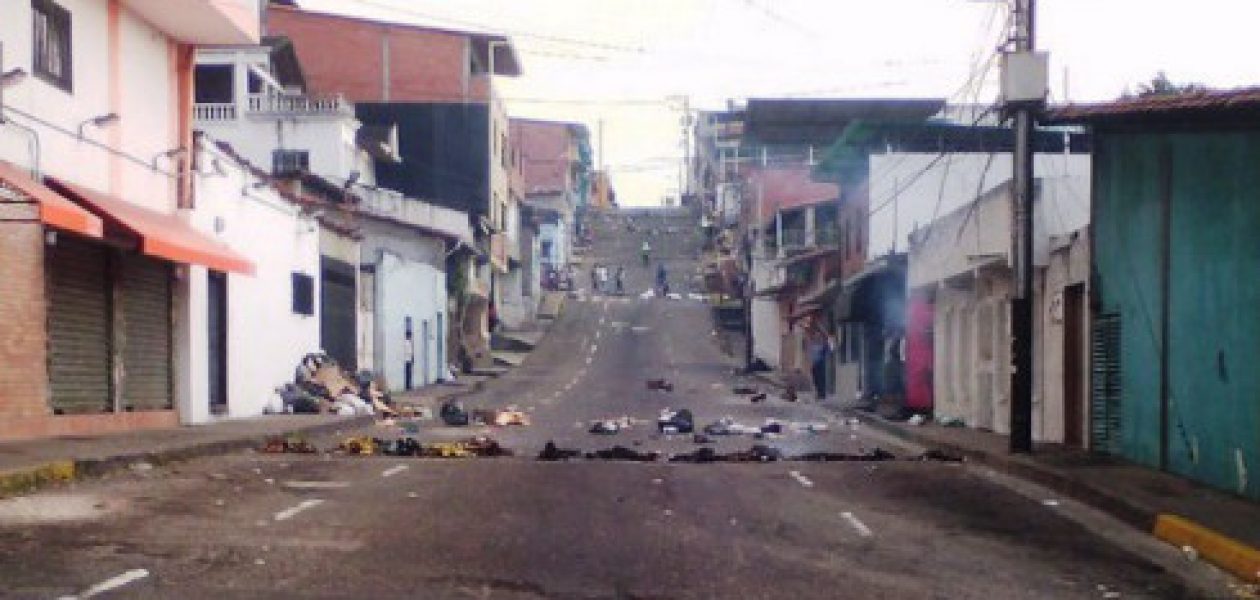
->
[193, 103, 237, 122]
[194, 94, 352, 123]
[122, 0, 260, 45]
[247, 93, 352, 117]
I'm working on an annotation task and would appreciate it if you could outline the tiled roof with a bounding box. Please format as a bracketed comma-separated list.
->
[1044, 87, 1260, 123]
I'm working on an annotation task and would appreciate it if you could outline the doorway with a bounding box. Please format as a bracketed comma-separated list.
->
[208, 271, 228, 413]
[1063, 284, 1086, 448]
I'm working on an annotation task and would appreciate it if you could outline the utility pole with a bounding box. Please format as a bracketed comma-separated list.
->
[1008, 0, 1039, 454]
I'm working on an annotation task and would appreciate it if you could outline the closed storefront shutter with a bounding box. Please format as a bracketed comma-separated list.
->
[321, 256, 357, 370]
[120, 254, 173, 410]
[47, 236, 112, 414]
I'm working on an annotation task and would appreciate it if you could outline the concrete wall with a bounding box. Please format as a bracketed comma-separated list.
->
[870, 152, 1091, 259]
[187, 140, 321, 421]
[1034, 230, 1091, 444]
[374, 252, 447, 391]
[0, 0, 181, 211]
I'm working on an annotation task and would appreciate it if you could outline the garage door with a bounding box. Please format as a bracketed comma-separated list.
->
[120, 253, 173, 410]
[321, 256, 357, 370]
[47, 236, 112, 414]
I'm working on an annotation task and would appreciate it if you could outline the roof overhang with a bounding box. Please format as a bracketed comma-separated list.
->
[46, 177, 254, 275]
[0, 161, 103, 238]
[123, 0, 260, 46]
[744, 98, 946, 145]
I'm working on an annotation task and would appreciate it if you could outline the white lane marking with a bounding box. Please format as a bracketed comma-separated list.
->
[841, 511, 874, 538]
[789, 471, 814, 488]
[281, 481, 350, 490]
[585, 355, 594, 365]
[274, 499, 325, 521]
[382, 465, 409, 478]
[60, 568, 150, 599]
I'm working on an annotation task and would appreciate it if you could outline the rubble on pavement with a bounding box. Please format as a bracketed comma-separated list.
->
[281, 352, 395, 417]
[645, 378, 675, 392]
[259, 435, 317, 454]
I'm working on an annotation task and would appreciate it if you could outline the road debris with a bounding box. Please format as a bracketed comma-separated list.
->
[791, 449, 896, 462]
[913, 449, 964, 462]
[538, 441, 582, 461]
[259, 435, 317, 454]
[657, 408, 695, 434]
[585, 446, 660, 462]
[440, 401, 471, 426]
[590, 420, 622, 435]
[646, 378, 675, 392]
[732, 385, 758, 395]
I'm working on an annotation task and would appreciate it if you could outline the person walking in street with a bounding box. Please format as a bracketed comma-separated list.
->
[590, 264, 600, 293]
[656, 263, 669, 296]
[641, 241, 652, 266]
[614, 265, 625, 295]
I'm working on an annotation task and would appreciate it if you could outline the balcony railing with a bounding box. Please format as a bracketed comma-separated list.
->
[247, 93, 351, 116]
[194, 103, 237, 122]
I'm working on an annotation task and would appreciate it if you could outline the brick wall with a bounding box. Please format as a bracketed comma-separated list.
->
[267, 6, 477, 104]
[0, 205, 50, 418]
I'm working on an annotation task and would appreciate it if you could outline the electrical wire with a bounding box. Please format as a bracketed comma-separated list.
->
[1, 105, 177, 179]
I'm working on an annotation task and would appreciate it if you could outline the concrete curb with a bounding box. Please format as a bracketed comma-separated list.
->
[850, 411, 1260, 584]
[0, 414, 375, 498]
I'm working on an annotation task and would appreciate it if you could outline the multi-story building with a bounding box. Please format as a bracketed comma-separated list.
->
[511, 118, 592, 280]
[264, 2, 521, 369]
[0, 0, 260, 439]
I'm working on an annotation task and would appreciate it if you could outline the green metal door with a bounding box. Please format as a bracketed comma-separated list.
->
[1167, 132, 1260, 499]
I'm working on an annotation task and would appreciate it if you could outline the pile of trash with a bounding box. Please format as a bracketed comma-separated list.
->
[277, 353, 395, 417]
[589, 416, 636, 435]
[336, 435, 512, 458]
[668, 444, 783, 463]
[645, 378, 675, 392]
[657, 408, 694, 434]
[438, 401, 531, 427]
[259, 435, 317, 454]
[700, 417, 828, 439]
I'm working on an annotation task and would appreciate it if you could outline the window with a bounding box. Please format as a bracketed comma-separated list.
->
[194, 64, 234, 104]
[272, 149, 310, 176]
[291, 272, 314, 316]
[32, 0, 72, 92]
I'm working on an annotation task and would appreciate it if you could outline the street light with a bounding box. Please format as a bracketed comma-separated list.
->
[76, 113, 120, 139]
[0, 68, 28, 89]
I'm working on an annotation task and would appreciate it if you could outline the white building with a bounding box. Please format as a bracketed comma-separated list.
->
[908, 171, 1091, 444]
[184, 136, 321, 421]
[193, 41, 472, 393]
[0, 0, 259, 439]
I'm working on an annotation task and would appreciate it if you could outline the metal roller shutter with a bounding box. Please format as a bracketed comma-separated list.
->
[120, 254, 173, 410]
[47, 236, 112, 414]
[321, 256, 358, 371]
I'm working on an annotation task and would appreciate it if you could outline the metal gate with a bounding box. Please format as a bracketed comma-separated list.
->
[120, 253, 173, 410]
[47, 236, 112, 414]
[1091, 313, 1123, 454]
[320, 256, 357, 370]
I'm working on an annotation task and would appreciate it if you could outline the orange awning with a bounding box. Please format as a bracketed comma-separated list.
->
[0, 161, 104, 238]
[46, 177, 255, 276]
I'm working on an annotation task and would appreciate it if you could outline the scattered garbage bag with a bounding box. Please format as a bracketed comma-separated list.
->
[750, 392, 767, 403]
[791, 448, 896, 462]
[657, 408, 694, 434]
[338, 436, 376, 455]
[590, 420, 621, 435]
[914, 449, 963, 462]
[440, 401, 470, 426]
[260, 435, 317, 454]
[760, 420, 783, 434]
[538, 441, 583, 461]
[645, 378, 675, 392]
[380, 437, 423, 457]
[585, 446, 659, 462]
[493, 407, 530, 426]
[669, 447, 722, 463]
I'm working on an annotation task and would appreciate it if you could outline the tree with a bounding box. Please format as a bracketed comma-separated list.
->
[1127, 71, 1207, 99]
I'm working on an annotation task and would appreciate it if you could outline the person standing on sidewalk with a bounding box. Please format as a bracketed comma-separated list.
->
[806, 325, 832, 401]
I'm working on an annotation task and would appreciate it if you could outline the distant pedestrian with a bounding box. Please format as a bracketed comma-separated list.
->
[590, 264, 599, 292]
[614, 266, 625, 295]
[656, 263, 668, 295]
[807, 325, 833, 401]
[641, 241, 651, 266]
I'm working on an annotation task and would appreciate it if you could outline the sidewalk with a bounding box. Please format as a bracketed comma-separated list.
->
[0, 414, 373, 497]
[853, 410, 1260, 584]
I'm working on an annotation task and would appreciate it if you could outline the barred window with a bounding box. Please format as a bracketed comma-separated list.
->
[32, 0, 72, 92]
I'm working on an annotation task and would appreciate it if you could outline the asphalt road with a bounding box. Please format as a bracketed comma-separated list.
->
[0, 208, 1219, 599]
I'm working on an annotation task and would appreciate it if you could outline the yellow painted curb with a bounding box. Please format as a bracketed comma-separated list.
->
[0, 460, 77, 497]
[1154, 513, 1260, 583]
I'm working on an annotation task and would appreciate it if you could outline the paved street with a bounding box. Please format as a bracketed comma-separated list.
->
[0, 209, 1206, 599]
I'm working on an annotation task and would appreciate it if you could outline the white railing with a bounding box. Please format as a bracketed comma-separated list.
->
[247, 93, 351, 116]
[194, 103, 237, 122]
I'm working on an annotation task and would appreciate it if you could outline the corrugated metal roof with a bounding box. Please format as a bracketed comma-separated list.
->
[1044, 87, 1260, 124]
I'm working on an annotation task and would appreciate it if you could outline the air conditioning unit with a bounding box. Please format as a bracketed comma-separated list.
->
[272, 149, 310, 176]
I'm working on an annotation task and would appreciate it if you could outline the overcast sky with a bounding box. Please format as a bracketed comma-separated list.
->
[299, 0, 1260, 206]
